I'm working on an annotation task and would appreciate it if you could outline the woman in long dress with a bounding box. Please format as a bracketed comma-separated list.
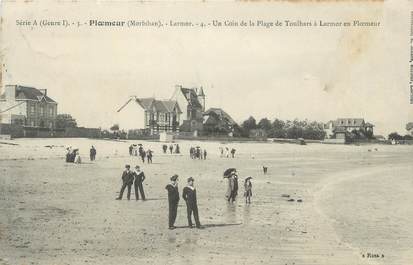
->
[74, 150, 82, 164]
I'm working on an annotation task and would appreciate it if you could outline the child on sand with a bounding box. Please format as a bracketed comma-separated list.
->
[244, 177, 252, 204]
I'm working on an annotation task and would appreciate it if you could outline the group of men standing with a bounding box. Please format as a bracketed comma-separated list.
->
[189, 146, 207, 160]
[165, 175, 202, 229]
[128, 144, 153, 164]
[115, 168, 201, 229]
[162, 144, 180, 154]
[116, 165, 146, 201]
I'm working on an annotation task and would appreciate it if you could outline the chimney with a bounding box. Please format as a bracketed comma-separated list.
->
[39, 89, 47, 96]
[5, 85, 16, 102]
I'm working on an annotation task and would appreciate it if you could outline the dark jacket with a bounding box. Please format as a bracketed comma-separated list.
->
[165, 183, 180, 203]
[182, 186, 198, 207]
[122, 170, 134, 185]
[134, 171, 145, 183]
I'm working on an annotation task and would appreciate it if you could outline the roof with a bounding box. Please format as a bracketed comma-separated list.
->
[0, 85, 57, 103]
[136, 97, 181, 113]
[203, 108, 237, 125]
[334, 118, 365, 127]
[406, 122, 413, 131]
[180, 87, 203, 108]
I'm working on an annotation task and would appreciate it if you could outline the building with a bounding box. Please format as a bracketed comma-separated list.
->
[0, 85, 58, 128]
[202, 107, 237, 136]
[170, 85, 205, 132]
[117, 96, 181, 135]
[324, 118, 374, 139]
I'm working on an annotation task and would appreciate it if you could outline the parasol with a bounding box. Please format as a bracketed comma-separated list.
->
[223, 168, 236, 177]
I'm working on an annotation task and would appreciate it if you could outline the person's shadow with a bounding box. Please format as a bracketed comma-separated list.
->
[171, 223, 242, 229]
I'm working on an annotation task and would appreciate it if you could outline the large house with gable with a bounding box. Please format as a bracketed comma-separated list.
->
[324, 118, 374, 139]
[0, 85, 58, 128]
[170, 85, 205, 132]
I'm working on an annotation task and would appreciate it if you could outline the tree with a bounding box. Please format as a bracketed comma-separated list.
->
[272, 119, 285, 130]
[241, 116, 257, 131]
[240, 116, 257, 137]
[257, 118, 272, 132]
[388, 132, 403, 141]
[110, 124, 120, 132]
[56, 114, 77, 129]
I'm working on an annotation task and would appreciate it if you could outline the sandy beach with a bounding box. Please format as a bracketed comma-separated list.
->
[0, 138, 412, 265]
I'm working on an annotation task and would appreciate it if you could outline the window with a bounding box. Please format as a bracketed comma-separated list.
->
[30, 105, 35, 114]
[49, 107, 54, 116]
[40, 107, 44, 116]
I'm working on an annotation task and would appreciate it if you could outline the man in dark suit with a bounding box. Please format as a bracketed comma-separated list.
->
[133, 165, 146, 200]
[182, 177, 202, 229]
[165, 174, 179, 229]
[116, 165, 134, 200]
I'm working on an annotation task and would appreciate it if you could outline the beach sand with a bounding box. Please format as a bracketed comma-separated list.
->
[0, 138, 412, 265]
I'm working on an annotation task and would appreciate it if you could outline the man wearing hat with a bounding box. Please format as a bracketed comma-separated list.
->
[116, 165, 134, 200]
[165, 175, 180, 229]
[182, 177, 202, 228]
[133, 165, 146, 201]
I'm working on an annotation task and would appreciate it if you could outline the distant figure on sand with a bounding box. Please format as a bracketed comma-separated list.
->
[139, 146, 146, 163]
[169, 144, 173, 154]
[231, 148, 236, 158]
[203, 149, 207, 160]
[226, 170, 238, 203]
[74, 150, 82, 164]
[183, 177, 202, 228]
[129, 145, 133, 156]
[244, 177, 252, 204]
[263, 166, 268, 174]
[90, 146, 96, 161]
[116, 165, 134, 200]
[219, 147, 224, 157]
[146, 149, 153, 164]
[165, 175, 180, 229]
[162, 144, 168, 154]
[225, 147, 230, 158]
[133, 165, 146, 201]
[175, 144, 180, 154]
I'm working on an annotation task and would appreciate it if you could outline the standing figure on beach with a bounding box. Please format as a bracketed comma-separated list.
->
[175, 144, 180, 154]
[165, 175, 180, 229]
[74, 150, 82, 164]
[231, 148, 236, 158]
[133, 165, 146, 201]
[116, 165, 134, 200]
[219, 147, 224, 157]
[162, 144, 168, 154]
[226, 170, 238, 203]
[225, 147, 230, 158]
[129, 145, 133, 156]
[203, 149, 207, 160]
[146, 149, 153, 164]
[244, 177, 252, 204]
[90, 146, 96, 161]
[139, 146, 146, 163]
[183, 177, 202, 228]
[169, 144, 173, 154]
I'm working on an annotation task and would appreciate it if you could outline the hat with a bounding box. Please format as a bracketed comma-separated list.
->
[125, 165, 130, 168]
[135, 165, 140, 168]
[187, 177, 194, 182]
[170, 174, 179, 181]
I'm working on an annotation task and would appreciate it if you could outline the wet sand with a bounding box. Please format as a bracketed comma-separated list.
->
[0, 138, 412, 265]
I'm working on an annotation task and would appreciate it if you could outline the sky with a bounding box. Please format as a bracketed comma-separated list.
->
[1, 0, 413, 135]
